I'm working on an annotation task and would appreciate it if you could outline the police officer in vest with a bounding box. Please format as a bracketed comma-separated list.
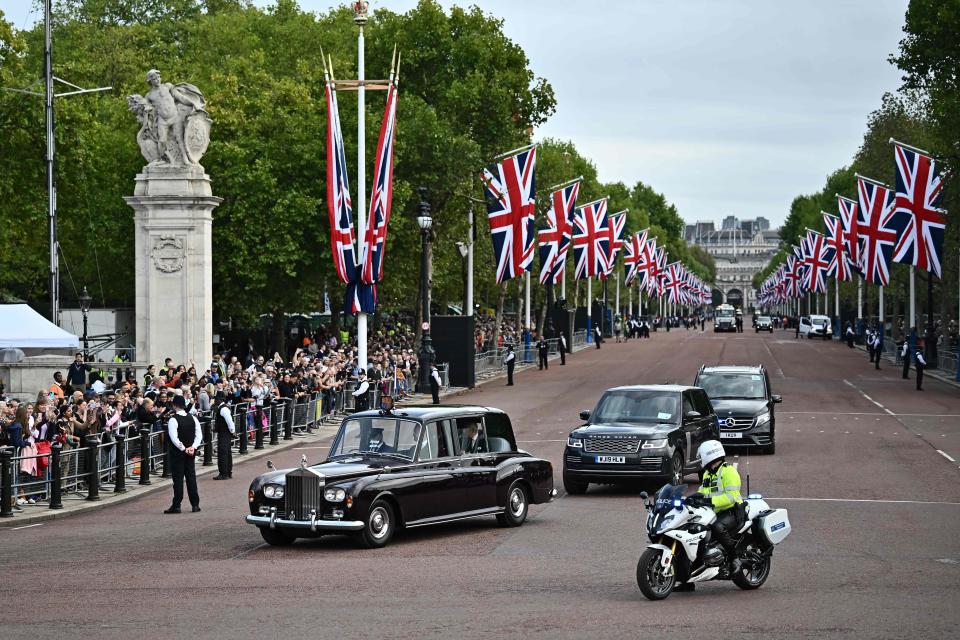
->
[558, 331, 567, 365]
[164, 395, 203, 514]
[915, 340, 927, 391]
[504, 345, 516, 386]
[212, 392, 235, 480]
[537, 334, 549, 370]
[685, 440, 744, 579]
[429, 363, 442, 404]
[901, 338, 911, 379]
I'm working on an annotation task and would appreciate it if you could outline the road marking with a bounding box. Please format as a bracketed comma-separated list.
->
[769, 497, 960, 506]
[843, 379, 897, 415]
[293, 446, 330, 450]
[518, 439, 567, 443]
[782, 411, 960, 417]
[937, 450, 957, 463]
[9, 523, 44, 531]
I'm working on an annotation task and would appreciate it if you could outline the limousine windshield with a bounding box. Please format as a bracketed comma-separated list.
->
[329, 417, 423, 460]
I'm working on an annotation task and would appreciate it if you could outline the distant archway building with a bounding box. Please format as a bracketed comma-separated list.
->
[685, 216, 780, 312]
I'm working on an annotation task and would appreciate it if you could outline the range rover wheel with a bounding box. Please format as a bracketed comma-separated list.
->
[259, 526, 296, 546]
[669, 451, 684, 485]
[563, 472, 589, 495]
[497, 481, 529, 527]
[359, 499, 395, 548]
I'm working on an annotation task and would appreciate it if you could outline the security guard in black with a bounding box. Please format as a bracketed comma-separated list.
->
[164, 395, 203, 513]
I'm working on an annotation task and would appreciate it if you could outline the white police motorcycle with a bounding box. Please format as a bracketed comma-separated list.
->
[636, 482, 791, 600]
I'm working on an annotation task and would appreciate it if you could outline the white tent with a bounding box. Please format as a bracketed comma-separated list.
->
[0, 304, 80, 351]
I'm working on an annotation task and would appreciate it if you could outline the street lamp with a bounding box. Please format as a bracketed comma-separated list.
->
[416, 187, 435, 393]
[78, 286, 92, 361]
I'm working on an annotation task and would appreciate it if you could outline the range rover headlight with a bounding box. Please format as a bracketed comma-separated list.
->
[324, 487, 347, 502]
[754, 412, 771, 427]
[263, 484, 284, 499]
[642, 439, 668, 449]
[567, 436, 583, 448]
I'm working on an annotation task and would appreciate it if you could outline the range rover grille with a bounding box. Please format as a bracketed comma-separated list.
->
[284, 470, 323, 520]
[584, 437, 641, 454]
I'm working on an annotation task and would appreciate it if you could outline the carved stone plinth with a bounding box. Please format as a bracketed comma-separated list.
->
[124, 165, 221, 368]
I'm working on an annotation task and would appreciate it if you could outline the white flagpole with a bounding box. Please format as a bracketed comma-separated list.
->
[639, 290, 644, 317]
[615, 272, 620, 318]
[879, 285, 885, 327]
[834, 278, 840, 317]
[587, 278, 593, 341]
[524, 271, 531, 331]
[628, 283, 632, 316]
[356, 17, 368, 373]
[857, 279, 863, 320]
[909, 266, 916, 329]
[560, 264, 566, 301]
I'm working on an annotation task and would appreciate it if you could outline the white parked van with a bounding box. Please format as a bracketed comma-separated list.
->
[799, 315, 832, 339]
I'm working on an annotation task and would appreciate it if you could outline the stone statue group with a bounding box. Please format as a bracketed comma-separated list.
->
[127, 69, 211, 168]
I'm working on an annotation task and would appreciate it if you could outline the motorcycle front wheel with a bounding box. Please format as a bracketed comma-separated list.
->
[637, 548, 676, 600]
[732, 547, 771, 590]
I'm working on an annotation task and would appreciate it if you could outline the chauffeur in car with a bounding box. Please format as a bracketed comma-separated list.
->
[246, 405, 555, 548]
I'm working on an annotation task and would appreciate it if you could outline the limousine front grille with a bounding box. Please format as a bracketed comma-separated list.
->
[717, 416, 754, 430]
[584, 437, 641, 454]
[284, 470, 323, 520]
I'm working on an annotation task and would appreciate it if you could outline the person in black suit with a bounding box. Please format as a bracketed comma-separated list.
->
[461, 422, 485, 454]
[504, 345, 515, 386]
[164, 395, 202, 514]
[537, 335, 549, 370]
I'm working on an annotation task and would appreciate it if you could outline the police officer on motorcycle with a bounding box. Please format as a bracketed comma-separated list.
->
[686, 440, 745, 574]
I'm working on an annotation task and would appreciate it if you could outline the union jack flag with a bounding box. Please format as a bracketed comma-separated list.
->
[572, 198, 610, 279]
[623, 229, 649, 286]
[601, 211, 627, 278]
[662, 262, 684, 305]
[857, 176, 897, 286]
[802, 230, 834, 294]
[784, 255, 804, 298]
[837, 195, 862, 275]
[481, 146, 538, 283]
[649, 245, 666, 298]
[891, 143, 947, 277]
[360, 79, 398, 286]
[538, 180, 580, 285]
[822, 212, 850, 282]
[325, 77, 356, 285]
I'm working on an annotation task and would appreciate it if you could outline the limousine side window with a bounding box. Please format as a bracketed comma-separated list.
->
[483, 413, 517, 452]
[456, 416, 488, 454]
[419, 420, 453, 461]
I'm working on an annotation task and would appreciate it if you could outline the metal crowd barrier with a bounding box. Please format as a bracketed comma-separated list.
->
[572, 329, 587, 349]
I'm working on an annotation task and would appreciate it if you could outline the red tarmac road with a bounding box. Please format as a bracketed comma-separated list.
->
[2, 328, 959, 639]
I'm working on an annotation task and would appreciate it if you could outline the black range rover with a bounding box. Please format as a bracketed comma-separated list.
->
[694, 365, 781, 454]
[562, 385, 719, 494]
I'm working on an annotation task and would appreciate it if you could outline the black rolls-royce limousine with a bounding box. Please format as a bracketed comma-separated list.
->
[246, 406, 556, 548]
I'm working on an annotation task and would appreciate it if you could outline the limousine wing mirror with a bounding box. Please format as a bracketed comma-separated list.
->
[579, 410, 591, 421]
[771, 395, 782, 404]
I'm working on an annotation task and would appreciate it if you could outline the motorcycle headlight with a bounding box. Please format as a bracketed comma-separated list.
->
[755, 412, 771, 427]
[324, 487, 347, 502]
[642, 438, 668, 449]
[567, 436, 583, 448]
[262, 484, 284, 499]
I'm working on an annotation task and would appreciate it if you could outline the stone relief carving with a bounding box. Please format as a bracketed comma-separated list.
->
[127, 69, 211, 167]
[151, 235, 186, 273]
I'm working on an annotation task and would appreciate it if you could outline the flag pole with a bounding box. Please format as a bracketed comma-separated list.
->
[879, 285, 885, 329]
[586, 278, 593, 342]
[493, 142, 537, 162]
[355, 8, 368, 374]
[857, 279, 863, 321]
[545, 175, 583, 192]
[561, 263, 566, 301]
[525, 271, 531, 332]
[615, 272, 620, 321]
[888, 137, 933, 157]
[909, 266, 916, 329]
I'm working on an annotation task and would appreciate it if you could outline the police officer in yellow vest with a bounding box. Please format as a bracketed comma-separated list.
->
[688, 440, 744, 573]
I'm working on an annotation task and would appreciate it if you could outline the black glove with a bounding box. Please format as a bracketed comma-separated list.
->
[686, 493, 709, 508]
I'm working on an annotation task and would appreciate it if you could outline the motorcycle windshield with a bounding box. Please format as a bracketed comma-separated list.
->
[653, 483, 687, 515]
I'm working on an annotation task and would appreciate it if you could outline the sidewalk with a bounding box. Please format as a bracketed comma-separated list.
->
[852, 341, 960, 390]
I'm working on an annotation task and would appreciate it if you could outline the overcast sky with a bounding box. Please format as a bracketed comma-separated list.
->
[2, 1, 909, 227]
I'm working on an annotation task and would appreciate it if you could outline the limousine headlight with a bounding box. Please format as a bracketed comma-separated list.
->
[263, 484, 284, 499]
[324, 487, 347, 503]
[567, 436, 583, 448]
[642, 439, 668, 449]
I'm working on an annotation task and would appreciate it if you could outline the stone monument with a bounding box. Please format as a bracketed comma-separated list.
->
[123, 69, 221, 368]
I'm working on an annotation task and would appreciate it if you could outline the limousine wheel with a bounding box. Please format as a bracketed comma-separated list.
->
[497, 481, 529, 527]
[259, 526, 296, 546]
[359, 499, 395, 548]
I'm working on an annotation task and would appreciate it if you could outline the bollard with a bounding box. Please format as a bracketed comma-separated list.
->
[254, 407, 264, 450]
[114, 433, 127, 493]
[202, 418, 213, 466]
[139, 428, 152, 485]
[0, 447, 13, 518]
[85, 435, 101, 501]
[284, 399, 294, 441]
[238, 410, 249, 455]
[49, 443, 63, 509]
[161, 433, 171, 478]
[269, 402, 279, 446]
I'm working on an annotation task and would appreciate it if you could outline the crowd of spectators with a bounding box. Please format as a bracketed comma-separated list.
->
[0, 320, 425, 511]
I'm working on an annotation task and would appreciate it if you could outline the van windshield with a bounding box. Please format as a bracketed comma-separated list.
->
[698, 373, 766, 400]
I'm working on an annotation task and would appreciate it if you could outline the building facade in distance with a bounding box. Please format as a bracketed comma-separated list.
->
[685, 217, 780, 312]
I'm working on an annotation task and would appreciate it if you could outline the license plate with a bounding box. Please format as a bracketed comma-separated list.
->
[595, 455, 625, 464]
[720, 431, 743, 439]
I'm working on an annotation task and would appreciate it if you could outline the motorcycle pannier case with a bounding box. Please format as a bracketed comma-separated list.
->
[757, 509, 791, 545]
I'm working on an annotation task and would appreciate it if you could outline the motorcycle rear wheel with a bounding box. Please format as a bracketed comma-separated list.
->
[637, 548, 676, 600]
[732, 548, 771, 590]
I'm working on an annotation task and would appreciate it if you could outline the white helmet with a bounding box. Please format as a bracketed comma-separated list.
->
[697, 440, 725, 467]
